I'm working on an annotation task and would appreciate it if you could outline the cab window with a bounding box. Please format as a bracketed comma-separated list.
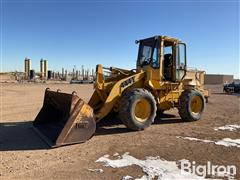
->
[163, 44, 173, 81]
[137, 38, 155, 67]
[152, 45, 159, 68]
[176, 43, 186, 80]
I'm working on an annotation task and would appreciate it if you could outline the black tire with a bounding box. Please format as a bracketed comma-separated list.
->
[157, 109, 165, 115]
[178, 89, 205, 122]
[119, 88, 157, 130]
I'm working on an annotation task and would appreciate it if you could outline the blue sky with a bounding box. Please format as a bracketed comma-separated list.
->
[1, 0, 239, 78]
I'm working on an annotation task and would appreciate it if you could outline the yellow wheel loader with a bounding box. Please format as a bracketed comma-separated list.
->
[33, 35, 209, 147]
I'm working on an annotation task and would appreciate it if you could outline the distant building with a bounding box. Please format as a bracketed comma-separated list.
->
[40, 59, 48, 78]
[40, 59, 44, 77]
[204, 74, 233, 84]
[44, 60, 48, 78]
[24, 57, 31, 78]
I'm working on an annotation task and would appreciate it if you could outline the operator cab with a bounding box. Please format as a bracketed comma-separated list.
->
[136, 35, 186, 82]
[137, 37, 159, 68]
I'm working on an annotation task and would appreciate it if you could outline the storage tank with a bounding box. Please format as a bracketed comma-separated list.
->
[24, 58, 31, 78]
[47, 70, 52, 80]
[40, 59, 44, 77]
[30, 69, 35, 80]
[62, 68, 64, 78]
[44, 60, 48, 78]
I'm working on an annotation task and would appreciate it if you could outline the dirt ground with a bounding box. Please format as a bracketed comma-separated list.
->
[0, 83, 239, 179]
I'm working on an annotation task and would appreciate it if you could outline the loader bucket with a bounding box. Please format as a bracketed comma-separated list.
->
[33, 88, 96, 147]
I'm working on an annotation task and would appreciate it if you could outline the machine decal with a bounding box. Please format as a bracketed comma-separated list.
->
[120, 77, 135, 88]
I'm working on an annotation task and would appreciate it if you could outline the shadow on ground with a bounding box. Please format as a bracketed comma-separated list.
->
[0, 121, 49, 151]
[0, 113, 182, 151]
[95, 113, 182, 136]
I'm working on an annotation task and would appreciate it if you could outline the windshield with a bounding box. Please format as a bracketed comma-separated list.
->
[137, 38, 156, 67]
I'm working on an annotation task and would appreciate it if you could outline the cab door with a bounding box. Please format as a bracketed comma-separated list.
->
[175, 43, 186, 81]
[150, 40, 161, 82]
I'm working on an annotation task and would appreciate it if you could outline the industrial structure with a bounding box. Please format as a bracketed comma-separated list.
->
[44, 60, 48, 78]
[204, 74, 233, 84]
[24, 58, 31, 79]
[40, 59, 48, 79]
[40, 59, 44, 78]
[23, 57, 95, 82]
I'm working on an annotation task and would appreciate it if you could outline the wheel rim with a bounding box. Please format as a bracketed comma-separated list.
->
[134, 98, 151, 122]
[190, 96, 202, 115]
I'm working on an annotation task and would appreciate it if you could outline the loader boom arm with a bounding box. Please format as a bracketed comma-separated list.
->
[88, 64, 145, 122]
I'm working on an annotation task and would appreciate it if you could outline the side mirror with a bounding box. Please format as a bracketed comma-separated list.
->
[135, 40, 139, 44]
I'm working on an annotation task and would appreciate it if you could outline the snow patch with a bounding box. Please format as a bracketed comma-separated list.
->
[113, 153, 120, 156]
[177, 136, 213, 143]
[214, 124, 240, 131]
[177, 136, 240, 148]
[122, 175, 133, 180]
[215, 138, 240, 148]
[96, 153, 205, 180]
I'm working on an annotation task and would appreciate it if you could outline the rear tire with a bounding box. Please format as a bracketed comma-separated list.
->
[119, 88, 157, 130]
[178, 89, 205, 122]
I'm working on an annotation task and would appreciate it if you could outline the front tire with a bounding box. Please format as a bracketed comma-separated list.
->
[119, 88, 157, 130]
[178, 89, 205, 122]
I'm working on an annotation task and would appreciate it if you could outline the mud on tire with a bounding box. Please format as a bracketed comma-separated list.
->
[178, 89, 205, 122]
[119, 88, 157, 130]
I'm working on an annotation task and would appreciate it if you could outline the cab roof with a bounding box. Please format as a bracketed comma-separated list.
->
[138, 35, 181, 43]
